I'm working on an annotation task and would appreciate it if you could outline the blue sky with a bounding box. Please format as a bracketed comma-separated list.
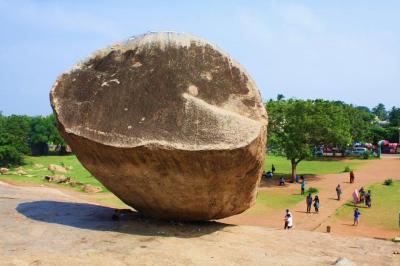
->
[0, 0, 399, 115]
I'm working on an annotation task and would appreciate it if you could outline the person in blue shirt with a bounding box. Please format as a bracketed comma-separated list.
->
[300, 176, 305, 195]
[353, 208, 361, 226]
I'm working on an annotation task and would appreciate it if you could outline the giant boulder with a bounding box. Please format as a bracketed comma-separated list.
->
[50, 32, 267, 221]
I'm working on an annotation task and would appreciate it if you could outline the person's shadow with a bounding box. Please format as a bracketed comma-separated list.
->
[16, 201, 231, 238]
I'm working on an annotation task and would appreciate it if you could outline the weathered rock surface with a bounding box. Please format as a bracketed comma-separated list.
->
[83, 184, 102, 193]
[48, 164, 68, 173]
[50, 32, 267, 221]
[44, 175, 70, 183]
[0, 168, 9, 174]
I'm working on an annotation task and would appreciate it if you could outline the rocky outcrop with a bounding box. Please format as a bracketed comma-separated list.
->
[50, 32, 267, 221]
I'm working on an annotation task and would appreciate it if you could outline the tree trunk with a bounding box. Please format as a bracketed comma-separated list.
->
[291, 158, 297, 182]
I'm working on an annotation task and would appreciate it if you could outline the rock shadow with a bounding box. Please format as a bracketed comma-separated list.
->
[16, 200, 232, 238]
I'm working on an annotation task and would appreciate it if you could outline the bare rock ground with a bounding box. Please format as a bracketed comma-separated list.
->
[0, 181, 398, 265]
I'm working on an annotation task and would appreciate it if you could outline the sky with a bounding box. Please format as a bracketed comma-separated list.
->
[0, 0, 399, 115]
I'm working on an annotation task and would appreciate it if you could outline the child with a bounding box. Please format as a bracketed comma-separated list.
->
[353, 208, 361, 226]
[313, 195, 320, 213]
[301, 176, 306, 195]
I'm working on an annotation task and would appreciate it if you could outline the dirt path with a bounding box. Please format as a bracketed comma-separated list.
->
[0, 181, 399, 265]
[222, 156, 400, 238]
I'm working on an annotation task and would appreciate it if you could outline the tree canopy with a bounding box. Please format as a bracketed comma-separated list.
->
[0, 113, 66, 166]
[266, 98, 376, 181]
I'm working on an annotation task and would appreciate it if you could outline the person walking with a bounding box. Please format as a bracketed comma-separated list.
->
[306, 193, 313, 213]
[284, 209, 293, 229]
[350, 170, 355, 183]
[336, 184, 342, 200]
[313, 195, 320, 213]
[365, 190, 371, 208]
[353, 208, 361, 226]
[301, 176, 306, 195]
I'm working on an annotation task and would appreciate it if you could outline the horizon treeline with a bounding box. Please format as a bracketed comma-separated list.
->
[1, 97, 399, 167]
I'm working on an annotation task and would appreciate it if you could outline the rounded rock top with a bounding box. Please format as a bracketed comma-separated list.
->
[50, 32, 267, 151]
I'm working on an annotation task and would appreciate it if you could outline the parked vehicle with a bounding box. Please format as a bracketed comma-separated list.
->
[351, 147, 367, 156]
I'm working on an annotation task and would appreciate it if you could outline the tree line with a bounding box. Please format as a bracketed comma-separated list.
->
[1, 99, 399, 170]
[267, 96, 400, 180]
[0, 113, 66, 166]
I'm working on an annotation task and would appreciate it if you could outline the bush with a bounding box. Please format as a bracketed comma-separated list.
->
[344, 166, 351, 172]
[0, 145, 23, 167]
[384, 178, 393, 186]
[307, 187, 319, 194]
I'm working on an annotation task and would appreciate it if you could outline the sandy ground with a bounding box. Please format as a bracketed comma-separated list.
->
[222, 156, 400, 239]
[0, 180, 399, 265]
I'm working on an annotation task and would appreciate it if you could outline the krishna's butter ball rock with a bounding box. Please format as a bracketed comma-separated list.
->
[50, 32, 267, 221]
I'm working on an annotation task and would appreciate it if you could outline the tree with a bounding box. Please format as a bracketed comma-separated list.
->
[277, 94, 285, 101]
[372, 103, 388, 120]
[342, 103, 375, 143]
[267, 99, 352, 181]
[28, 114, 67, 155]
[0, 114, 30, 166]
[47, 114, 67, 154]
[388, 107, 400, 127]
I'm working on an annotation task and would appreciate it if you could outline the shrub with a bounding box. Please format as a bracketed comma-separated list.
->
[362, 150, 374, 160]
[0, 145, 23, 167]
[344, 166, 351, 172]
[307, 187, 319, 194]
[384, 178, 393, 186]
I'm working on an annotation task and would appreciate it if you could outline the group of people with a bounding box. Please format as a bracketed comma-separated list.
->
[262, 164, 276, 179]
[306, 194, 320, 213]
[352, 187, 372, 207]
[282, 170, 373, 229]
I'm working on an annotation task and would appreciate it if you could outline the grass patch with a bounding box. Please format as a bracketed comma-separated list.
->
[0, 155, 107, 192]
[254, 187, 319, 211]
[265, 155, 365, 175]
[335, 180, 400, 230]
[256, 190, 305, 210]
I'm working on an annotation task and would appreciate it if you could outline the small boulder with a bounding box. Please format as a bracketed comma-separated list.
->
[48, 164, 68, 173]
[83, 184, 102, 193]
[43, 175, 70, 183]
[0, 168, 9, 174]
[16, 169, 28, 175]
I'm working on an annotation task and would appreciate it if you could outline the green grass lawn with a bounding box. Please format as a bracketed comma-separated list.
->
[264, 155, 365, 175]
[0, 155, 106, 192]
[256, 190, 305, 210]
[335, 180, 400, 230]
[0, 154, 365, 208]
